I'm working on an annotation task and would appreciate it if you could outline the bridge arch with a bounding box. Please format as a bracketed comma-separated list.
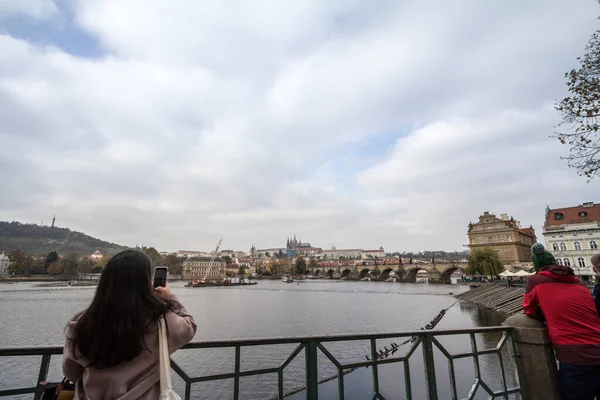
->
[440, 265, 465, 284]
[379, 268, 396, 281]
[404, 267, 428, 282]
[313, 269, 320, 277]
[359, 269, 370, 280]
[326, 269, 334, 279]
[341, 269, 352, 279]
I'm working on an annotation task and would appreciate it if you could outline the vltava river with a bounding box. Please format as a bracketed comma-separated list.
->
[0, 280, 516, 399]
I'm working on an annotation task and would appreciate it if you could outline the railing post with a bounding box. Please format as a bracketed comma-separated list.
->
[503, 314, 561, 400]
[33, 354, 51, 400]
[234, 346, 241, 400]
[422, 334, 438, 400]
[305, 341, 318, 400]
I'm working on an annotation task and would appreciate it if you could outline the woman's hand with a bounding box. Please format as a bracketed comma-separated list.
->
[155, 286, 173, 298]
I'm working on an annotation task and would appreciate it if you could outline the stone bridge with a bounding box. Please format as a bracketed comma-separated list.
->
[308, 263, 468, 284]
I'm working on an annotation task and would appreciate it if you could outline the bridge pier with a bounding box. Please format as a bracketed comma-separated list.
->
[427, 269, 443, 284]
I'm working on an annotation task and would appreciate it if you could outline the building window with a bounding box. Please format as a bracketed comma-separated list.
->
[564, 258, 571, 267]
[552, 243, 559, 251]
[579, 211, 587, 217]
[591, 241, 598, 250]
[578, 257, 586, 267]
[560, 242, 567, 251]
[574, 241, 582, 250]
[554, 212, 564, 220]
[557, 258, 563, 266]
[488, 237, 493, 243]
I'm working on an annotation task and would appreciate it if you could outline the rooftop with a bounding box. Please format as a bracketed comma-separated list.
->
[185, 256, 225, 262]
[546, 202, 600, 228]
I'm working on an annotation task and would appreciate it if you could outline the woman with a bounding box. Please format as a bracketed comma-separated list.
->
[63, 250, 197, 399]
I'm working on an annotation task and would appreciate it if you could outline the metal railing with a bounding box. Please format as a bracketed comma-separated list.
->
[0, 326, 522, 400]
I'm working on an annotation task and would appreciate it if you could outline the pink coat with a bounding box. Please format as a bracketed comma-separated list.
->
[62, 295, 197, 399]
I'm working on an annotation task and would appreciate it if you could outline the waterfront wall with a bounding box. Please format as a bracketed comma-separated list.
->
[455, 284, 525, 315]
[504, 314, 561, 400]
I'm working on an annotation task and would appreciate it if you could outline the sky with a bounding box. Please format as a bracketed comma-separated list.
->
[1, 0, 599, 253]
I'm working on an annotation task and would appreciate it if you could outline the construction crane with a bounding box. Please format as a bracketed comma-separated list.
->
[203, 239, 223, 281]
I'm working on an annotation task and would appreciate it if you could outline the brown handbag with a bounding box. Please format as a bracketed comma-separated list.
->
[40, 377, 75, 400]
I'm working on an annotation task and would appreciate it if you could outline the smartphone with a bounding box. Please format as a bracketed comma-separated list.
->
[153, 266, 168, 288]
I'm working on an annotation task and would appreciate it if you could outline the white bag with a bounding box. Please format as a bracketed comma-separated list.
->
[159, 317, 182, 400]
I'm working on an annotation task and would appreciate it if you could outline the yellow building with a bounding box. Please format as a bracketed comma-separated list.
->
[468, 212, 536, 263]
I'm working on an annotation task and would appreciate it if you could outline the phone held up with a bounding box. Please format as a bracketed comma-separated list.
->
[153, 266, 168, 288]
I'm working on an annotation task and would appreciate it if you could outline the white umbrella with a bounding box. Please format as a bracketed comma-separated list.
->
[499, 270, 515, 277]
[514, 270, 533, 277]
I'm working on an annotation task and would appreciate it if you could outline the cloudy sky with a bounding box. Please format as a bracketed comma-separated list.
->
[1, 0, 598, 253]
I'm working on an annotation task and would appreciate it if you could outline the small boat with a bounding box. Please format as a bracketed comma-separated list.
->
[282, 276, 294, 283]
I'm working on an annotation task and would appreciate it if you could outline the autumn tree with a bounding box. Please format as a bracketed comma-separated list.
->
[164, 254, 184, 275]
[61, 253, 79, 277]
[295, 256, 307, 275]
[466, 248, 504, 277]
[77, 257, 93, 274]
[555, 28, 600, 179]
[47, 262, 63, 275]
[268, 260, 283, 277]
[43, 251, 59, 269]
[140, 246, 162, 267]
[7, 249, 32, 275]
[97, 254, 112, 268]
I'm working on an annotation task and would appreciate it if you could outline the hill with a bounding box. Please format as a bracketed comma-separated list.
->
[0, 221, 130, 256]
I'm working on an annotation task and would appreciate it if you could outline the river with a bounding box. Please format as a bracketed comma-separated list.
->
[0, 280, 516, 399]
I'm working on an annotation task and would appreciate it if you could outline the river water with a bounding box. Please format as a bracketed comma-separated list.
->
[0, 280, 517, 399]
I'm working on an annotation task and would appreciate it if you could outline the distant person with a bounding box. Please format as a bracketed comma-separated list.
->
[62, 250, 197, 399]
[593, 253, 600, 315]
[523, 244, 600, 400]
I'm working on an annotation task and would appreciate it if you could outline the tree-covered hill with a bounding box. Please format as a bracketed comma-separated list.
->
[0, 221, 129, 256]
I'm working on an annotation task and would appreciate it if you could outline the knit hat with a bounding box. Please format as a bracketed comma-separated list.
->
[531, 243, 556, 272]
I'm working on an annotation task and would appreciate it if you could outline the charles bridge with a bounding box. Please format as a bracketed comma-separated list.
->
[308, 262, 468, 283]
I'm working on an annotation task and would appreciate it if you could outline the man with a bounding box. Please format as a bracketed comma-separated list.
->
[523, 244, 600, 400]
[593, 253, 600, 315]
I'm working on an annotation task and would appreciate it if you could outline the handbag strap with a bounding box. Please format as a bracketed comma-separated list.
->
[158, 316, 173, 393]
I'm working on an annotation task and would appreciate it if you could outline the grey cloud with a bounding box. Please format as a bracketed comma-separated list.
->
[0, 1, 599, 252]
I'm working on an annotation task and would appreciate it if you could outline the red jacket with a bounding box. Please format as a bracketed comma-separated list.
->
[523, 264, 600, 366]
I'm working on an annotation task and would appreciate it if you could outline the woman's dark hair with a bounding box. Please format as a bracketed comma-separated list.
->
[71, 250, 176, 368]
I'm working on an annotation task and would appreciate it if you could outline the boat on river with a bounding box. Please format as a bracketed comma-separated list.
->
[186, 278, 257, 288]
[282, 276, 294, 283]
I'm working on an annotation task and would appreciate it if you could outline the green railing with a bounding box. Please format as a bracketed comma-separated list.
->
[0, 326, 522, 400]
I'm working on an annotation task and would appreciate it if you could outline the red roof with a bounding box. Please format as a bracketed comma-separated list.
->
[520, 228, 534, 237]
[546, 203, 600, 228]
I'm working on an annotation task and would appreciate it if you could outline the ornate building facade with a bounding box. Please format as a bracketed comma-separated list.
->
[543, 202, 599, 277]
[182, 256, 226, 280]
[468, 211, 536, 263]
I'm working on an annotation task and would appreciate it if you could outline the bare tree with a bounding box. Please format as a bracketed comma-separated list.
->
[555, 29, 600, 180]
